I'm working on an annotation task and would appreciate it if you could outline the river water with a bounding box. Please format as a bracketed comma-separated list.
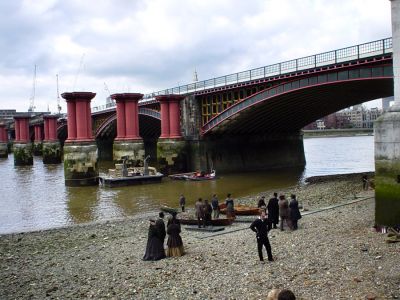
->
[0, 135, 374, 234]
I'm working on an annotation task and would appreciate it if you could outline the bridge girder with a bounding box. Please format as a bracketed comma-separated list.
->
[203, 77, 393, 136]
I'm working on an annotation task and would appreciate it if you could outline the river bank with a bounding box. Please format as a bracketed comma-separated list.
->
[1, 173, 399, 299]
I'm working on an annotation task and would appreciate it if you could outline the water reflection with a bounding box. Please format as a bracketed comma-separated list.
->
[0, 136, 375, 234]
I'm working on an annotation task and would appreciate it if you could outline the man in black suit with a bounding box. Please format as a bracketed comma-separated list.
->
[250, 210, 273, 263]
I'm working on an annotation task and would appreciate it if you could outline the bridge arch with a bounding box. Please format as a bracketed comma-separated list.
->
[202, 64, 393, 136]
[95, 108, 161, 139]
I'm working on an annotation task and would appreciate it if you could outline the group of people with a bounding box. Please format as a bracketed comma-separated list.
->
[143, 212, 184, 261]
[193, 193, 235, 227]
[257, 192, 302, 231]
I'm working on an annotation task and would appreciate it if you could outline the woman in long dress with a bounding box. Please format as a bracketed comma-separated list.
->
[166, 212, 184, 257]
[143, 219, 166, 261]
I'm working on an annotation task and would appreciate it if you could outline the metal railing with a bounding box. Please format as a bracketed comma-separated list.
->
[92, 37, 392, 112]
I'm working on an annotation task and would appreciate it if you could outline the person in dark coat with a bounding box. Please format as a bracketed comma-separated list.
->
[166, 212, 184, 257]
[203, 199, 212, 227]
[267, 192, 279, 229]
[250, 210, 273, 263]
[143, 218, 166, 261]
[257, 196, 266, 209]
[179, 194, 186, 212]
[289, 194, 301, 230]
[225, 193, 235, 219]
[155, 212, 166, 244]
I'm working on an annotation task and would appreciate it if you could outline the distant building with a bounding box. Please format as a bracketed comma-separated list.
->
[304, 105, 382, 130]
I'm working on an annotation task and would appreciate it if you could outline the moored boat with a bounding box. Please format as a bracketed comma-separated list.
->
[177, 217, 233, 226]
[183, 170, 216, 181]
[99, 156, 163, 188]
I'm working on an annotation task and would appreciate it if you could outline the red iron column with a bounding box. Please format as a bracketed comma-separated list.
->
[43, 115, 59, 141]
[115, 97, 126, 140]
[168, 96, 184, 138]
[34, 125, 42, 142]
[62, 92, 96, 142]
[0, 124, 6, 142]
[157, 96, 171, 138]
[0, 123, 8, 158]
[14, 116, 30, 143]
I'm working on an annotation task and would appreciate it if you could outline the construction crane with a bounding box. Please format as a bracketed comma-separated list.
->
[56, 74, 61, 114]
[28, 65, 37, 112]
[73, 53, 85, 90]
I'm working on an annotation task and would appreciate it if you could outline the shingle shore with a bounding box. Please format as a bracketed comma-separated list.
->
[1, 173, 399, 300]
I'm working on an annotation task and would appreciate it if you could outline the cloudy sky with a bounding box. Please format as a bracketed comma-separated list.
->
[0, 0, 392, 113]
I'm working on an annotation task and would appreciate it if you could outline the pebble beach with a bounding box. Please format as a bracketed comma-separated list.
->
[1, 172, 399, 300]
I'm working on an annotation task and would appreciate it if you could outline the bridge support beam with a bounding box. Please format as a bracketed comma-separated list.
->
[13, 115, 33, 166]
[189, 133, 305, 173]
[42, 115, 61, 164]
[62, 92, 98, 186]
[111, 93, 145, 165]
[156, 95, 187, 174]
[0, 124, 8, 158]
[374, 0, 400, 226]
[33, 124, 43, 156]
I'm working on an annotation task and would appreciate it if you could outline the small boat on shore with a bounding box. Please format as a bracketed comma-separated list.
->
[177, 217, 233, 226]
[99, 156, 163, 188]
[219, 204, 260, 216]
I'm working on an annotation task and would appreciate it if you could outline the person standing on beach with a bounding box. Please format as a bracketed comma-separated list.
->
[211, 194, 220, 219]
[267, 192, 279, 229]
[362, 175, 369, 191]
[195, 198, 204, 228]
[257, 196, 266, 209]
[203, 199, 212, 227]
[143, 216, 166, 261]
[179, 194, 186, 212]
[278, 194, 290, 231]
[225, 193, 235, 219]
[250, 210, 273, 263]
[289, 194, 301, 230]
[166, 212, 184, 257]
[156, 212, 166, 245]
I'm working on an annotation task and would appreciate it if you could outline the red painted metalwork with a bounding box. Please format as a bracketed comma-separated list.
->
[156, 95, 184, 138]
[0, 124, 7, 142]
[34, 124, 42, 142]
[111, 93, 143, 140]
[62, 92, 96, 142]
[43, 115, 59, 141]
[14, 116, 31, 143]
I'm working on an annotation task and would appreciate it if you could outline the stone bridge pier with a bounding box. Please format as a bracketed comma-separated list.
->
[62, 92, 98, 186]
[42, 115, 62, 164]
[374, 0, 400, 226]
[112, 93, 145, 165]
[13, 115, 33, 166]
[156, 95, 187, 174]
